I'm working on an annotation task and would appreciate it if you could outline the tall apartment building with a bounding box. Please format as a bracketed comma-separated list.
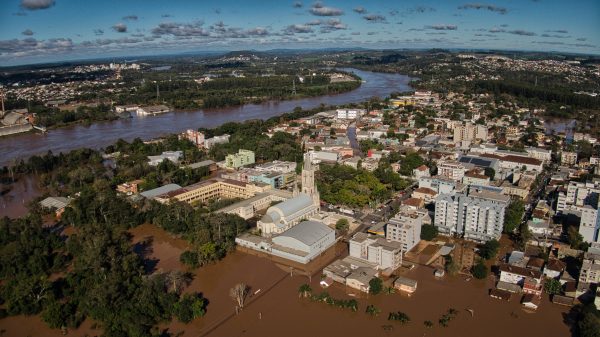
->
[557, 181, 600, 243]
[434, 188, 510, 242]
[349, 233, 403, 270]
[386, 210, 423, 252]
[453, 122, 488, 143]
[225, 149, 255, 169]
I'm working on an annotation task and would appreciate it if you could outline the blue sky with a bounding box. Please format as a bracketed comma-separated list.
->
[1, 0, 599, 66]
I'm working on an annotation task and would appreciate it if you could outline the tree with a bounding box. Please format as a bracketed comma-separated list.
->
[420, 225, 438, 241]
[424, 320, 434, 328]
[366, 304, 381, 316]
[445, 256, 460, 276]
[388, 311, 410, 324]
[180, 250, 199, 268]
[579, 307, 600, 337]
[472, 260, 488, 279]
[504, 199, 525, 234]
[298, 284, 312, 298]
[369, 277, 383, 295]
[173, 293, 207, 323]
[335, 218, 349, 233]
[484, 167, 495, 180]
[479, 239, 500, 260]
[567, 226, 587, 250]
[165, 271, 192, 294]
[544, 278, 562, 295]
[230, 283, 249, 311]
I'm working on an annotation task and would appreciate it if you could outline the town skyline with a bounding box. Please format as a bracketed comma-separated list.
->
[1, 0, 600, 66]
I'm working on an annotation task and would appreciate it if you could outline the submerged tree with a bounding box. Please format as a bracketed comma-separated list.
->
[230, 283, 249, 311]
[298, 284, 312, 298]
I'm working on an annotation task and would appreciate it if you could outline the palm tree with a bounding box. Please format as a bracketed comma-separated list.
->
[298, 284, 312, 298]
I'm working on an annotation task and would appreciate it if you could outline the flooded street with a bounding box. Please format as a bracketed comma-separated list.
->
[207, 264, 571, 337]
[0, 69, 413, 167]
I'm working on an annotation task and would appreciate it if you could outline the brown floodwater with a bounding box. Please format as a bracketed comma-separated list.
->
[129, 223, 191, 273]
[0, 223, 572, 337]
[205, 264, 572, 337]
[0, 175, 42, 218]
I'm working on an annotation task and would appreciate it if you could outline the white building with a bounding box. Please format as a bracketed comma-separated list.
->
[349, 233, 402, 271]
[438, 161, 467, 181]
[147, 151, 183, 166]
[386, 211, 423, 252]
[561, 151, 578, 166]
[556, 181, 600, 243]
[336, 109, 362, 120]
[526, 147, 552, 163]
[434, 188, 510, 242]
[236, 220, 335, 264]
[499, 263, 542, 286]
[257, 153, 320, 236]
[204, 134, 230, 149]
[254, 161, 297, 174]
[453, 122, 488, 143]
[309, 150, 340, 163]
[412, 165, 430, 179]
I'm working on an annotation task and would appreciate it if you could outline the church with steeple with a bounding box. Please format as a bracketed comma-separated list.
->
[258, 152, 320, 237]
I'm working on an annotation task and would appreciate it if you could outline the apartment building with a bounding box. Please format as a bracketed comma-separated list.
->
[434, 188, 510, 242]
[556, 181, 600, 243]
[438, 160, 468, 181]
[225, 149, 255, 169]
[349, 233, 403, 271]
[561, 151, 578, 166]
[386, 211, 423, 252]
[453, 122, 488, 143]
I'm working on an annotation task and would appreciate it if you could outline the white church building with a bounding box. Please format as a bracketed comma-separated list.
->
[257, 153, 320, 236]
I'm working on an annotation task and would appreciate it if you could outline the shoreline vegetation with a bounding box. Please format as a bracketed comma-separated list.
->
[3, 69, 361, 132]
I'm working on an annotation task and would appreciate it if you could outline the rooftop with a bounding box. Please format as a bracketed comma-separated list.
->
[276, 220, 333, 247]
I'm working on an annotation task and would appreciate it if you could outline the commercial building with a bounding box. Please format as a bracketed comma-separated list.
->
[225, 149, 255, 169]
[434, 188, 510, 242]
[479, 153, 543, 172]
[136, 105, 170, 115]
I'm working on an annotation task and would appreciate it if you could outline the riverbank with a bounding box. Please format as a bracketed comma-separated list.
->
[0, 69, 413, 167]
